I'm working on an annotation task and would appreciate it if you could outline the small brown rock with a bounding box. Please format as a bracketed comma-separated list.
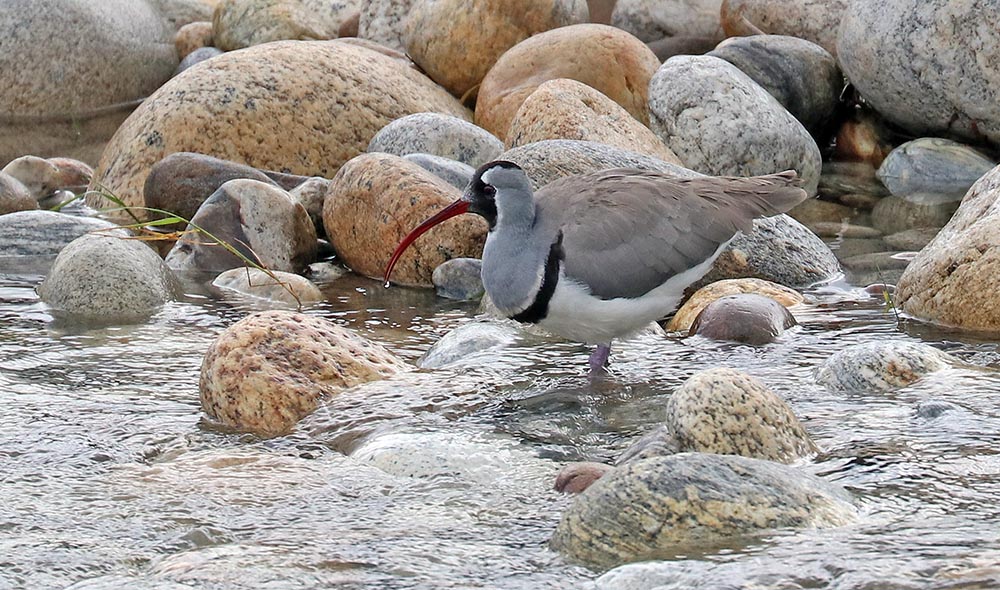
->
[667, 277, 803, 332]
[689, 293, 798, 344]
[475, 24, 660, 141]
[832, 110, 896, 168]
[505, 79, 681, 164]
[200, 310, 408, 436]
[3, 155, 93, 200]
[587, 0, 615, 23]
[323, 153, 487, 286]
[554, 462, 613, 494]
[338, 10, 359, 37]
[175, 21, 214, 59]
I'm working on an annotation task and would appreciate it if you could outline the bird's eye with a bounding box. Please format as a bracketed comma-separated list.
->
[482, 185, 496, 197]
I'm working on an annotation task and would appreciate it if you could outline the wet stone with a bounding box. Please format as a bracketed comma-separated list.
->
[418, 321, 519, 369]
[431, 257, 484, 300]
[555, 462, 614, 494]
[211, 267, 325, 307]
[883, 228, 939, 252]
[288, 176, 329, 234]
[916, 400, 960, 420]
[870, 195, 959, 235]
[689, 294, 798, 345]
[815, 340, 954, 392]
[808, 222, 882, 239]
[3, 156, 94, 201]
[667, 277, 803, 332]
[402, 154, 475, 190]
[876, 138, 996, 201]
[839, 251, 911, 273]
[837, 192, 883, 210]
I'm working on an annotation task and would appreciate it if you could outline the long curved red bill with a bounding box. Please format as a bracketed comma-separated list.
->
[383, 199, 470, 287]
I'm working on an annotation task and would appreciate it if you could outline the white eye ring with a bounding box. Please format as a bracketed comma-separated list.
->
[483, 185, 496, 196]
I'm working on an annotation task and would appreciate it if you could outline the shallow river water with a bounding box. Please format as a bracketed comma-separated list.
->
[3, 261, 1000, 589]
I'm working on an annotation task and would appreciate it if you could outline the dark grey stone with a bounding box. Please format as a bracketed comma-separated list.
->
[876, 138, 997, 200]
[175, 46, 224, 75]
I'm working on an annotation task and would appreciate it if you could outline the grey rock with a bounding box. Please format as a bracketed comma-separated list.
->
[709, 35, 841, 134]
[147, 0, 216, 29]
[719, 0, 850, 57]
[37, 231, 179, 322]
[0, 172, 36, 215]
[870, 194, 959, 235]
[838, 0, 1000, 145]
[839, 251, 911, 273]
[697, 214, 841, 289]
[368, 113, 504, 167]
[611, 0, 724, 42]
[303, 261, 347, 284]
[211, 267, 325, 306]
[837, 192, 883, 210]
[551, 453, 856, 568]
[0, 210, 118, 258]
[876, 138, 997, 200]
[175, 46, 224, 75]
[883, 228, 940, 252]
[288, 176, 329, 233]
[357, 0, 416, 52]
[431, 257, 484, 300]
[818, 162, 888, 199]
[418, 321, 519, 369]
[649, 55, 822, 195]
[0, 0, 177, 165]
[816, 340, 953, 392]
[403, 153, 475, 189]
[165, 179, 317, 274]
[788, 198, 861, 227]
[916, 400, 959, 419]
[690, 294, 798, 344]
[500, 139, 701, 190]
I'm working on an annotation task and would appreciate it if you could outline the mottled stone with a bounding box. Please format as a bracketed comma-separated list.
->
[200, 310, 407, 436]
[211, 267, 325, 306]
[816, 340, 953, 391]
[896, 166, 1000, 330]
[418, 321, 519, 369]
[475, 24, 660, 140]
[883, 228, 939, 252]
[175, 46, 224, 75]
[0, 0, 178, 166]
[37, 231, 179, 322]
[148, 0, 220, 29]
[324, 153, 487, 286]
[720, 0, 849, 56]
[3, 156, 93, 201]
[88, 41, 469, 220]
[402, 154, 475, 190]
[709, 35, 841, 135]
[368, 113, 503, 167]
[356, 0, 414, 51]
[555, 462, 613, 494]
[500, 140, 700, 190]
[838, 0, 1000, 146]
[667, 277, 802, 332]
[213, 0, 360, 50]
[0, 172, 36, 215]
[611, 0, 724, 42]
[695, 215, 840, 290]
[870, 195, 959, 235]
[404, 0, 588, 97]
[551, 453, 856, 568]
[787, 198, 859, 227]
[288, 176, 329, 233]
[175, 21, 214, 59]
[165, 179, 317, 274]
[649, 56, 822, 195]
[506, 79, 682, 164]
[690, 294, 798, 344]
[432, 257, 484, 300]
[877, 138, 997, 200]
[0, 211, 118, 258]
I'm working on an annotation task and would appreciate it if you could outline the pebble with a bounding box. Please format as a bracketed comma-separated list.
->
[916, 400, 960, 420]
[418, 321, 519, 369]
[3, 156, 93, 201]
[165, 179, 317, 274]
[287, 176, 329, 234]
[37, 231, 180, 323]
[210, 267, 325, 306]
[876, 138, 997, 201]
[883, 228, 939, 252]
[554, 462, 613, 494]
[368, 113, 504, 168]
[689, 294, 798, 344]
[431, 257, 484, 301]
[402, 154, 475, 190]
[815, 340, 954, 392]
[303, 261, 347, 284]
[200, 310, 408, 436]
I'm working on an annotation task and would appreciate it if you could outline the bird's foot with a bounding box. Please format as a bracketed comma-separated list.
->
[588, 344, 612, 377]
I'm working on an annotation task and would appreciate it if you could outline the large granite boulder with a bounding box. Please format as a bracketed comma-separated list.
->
[87, 41, 469, 221]
[0, 0, 178, 166]
[838, 0, 1000, 146]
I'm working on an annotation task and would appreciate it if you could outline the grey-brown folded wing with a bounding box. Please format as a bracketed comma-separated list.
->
[534, 169, 807, 299]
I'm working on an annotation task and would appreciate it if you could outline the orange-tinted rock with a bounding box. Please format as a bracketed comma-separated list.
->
[475, 24, 660, 141]
[323, 153, 487, 287]
[175, 21, 214, 59]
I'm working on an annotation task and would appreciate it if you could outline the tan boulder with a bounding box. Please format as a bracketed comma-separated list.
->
[506, 79, 681, 164]
[666, 277, 803, 332]
[200, 310, 408, 436]
[403, 0, 588, 98]
[720, 0, 849, 57]
[897, 165, 1000, 331]
[87, 41, 469, 221]
[213, 0, 360, 50]
[475, 24, 660, 141]
[175, 21, 214, 59]
[323, 153, 487, 287]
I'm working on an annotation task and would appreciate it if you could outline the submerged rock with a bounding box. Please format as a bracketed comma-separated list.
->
[689, 294, 798, 344]
[211, 267, 325, 306]
[368, 113, 504, 168]
[870, 195, 959, 235]
[200, 310, 408, 436]
[816, 341, 954, 392]
[432, 257, 484, 301]
[418, 321, 519, 369]
[37, 232, 179, 322]
[876, 138, 996, 201]
[667, 278, 803, 332]
[3, 156, 93, 201]
[551, 453, 856, 568]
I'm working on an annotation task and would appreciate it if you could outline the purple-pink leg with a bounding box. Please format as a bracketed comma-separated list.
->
[588, 343, 612, 375]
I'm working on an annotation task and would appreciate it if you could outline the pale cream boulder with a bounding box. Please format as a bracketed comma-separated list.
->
[0, 0, 178, 165]
[200, 311, 408, 436]
[475, 24, 660, 141]
[87, 41, 469, 220]
[896, 165, 1000, 331]
[213, 0, 360, 50]
[506, 79, 682, 164]
[323, 153, 487, 287]
[403, 0, 588, 98]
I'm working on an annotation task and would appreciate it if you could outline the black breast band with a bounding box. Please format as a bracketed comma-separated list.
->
[511, 233, 564, 324]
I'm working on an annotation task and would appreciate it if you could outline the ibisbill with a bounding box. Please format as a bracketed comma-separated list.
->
[384, 160, 807, 374]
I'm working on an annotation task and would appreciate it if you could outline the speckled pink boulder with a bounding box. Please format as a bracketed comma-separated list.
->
[200, 310, 409, 436]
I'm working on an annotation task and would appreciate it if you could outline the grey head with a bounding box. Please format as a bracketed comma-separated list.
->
[463, 160, 536, 230]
